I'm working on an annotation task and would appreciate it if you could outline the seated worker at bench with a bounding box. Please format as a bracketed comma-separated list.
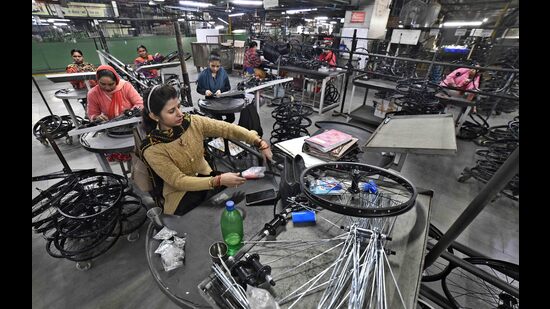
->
[140, 84, 272, 216]
[196, 52, 235, 123]
[66, 49, 97, 114]
[134, 45, 165, 79]
[440, 66, 481, 100]
[243, 41, 266, 78]
[87, 65, 144, 162]
[87, 64, 144, 122]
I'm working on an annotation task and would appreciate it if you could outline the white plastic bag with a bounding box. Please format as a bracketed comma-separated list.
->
[241, 166, 266, 179]
[246, 285, 280, 309]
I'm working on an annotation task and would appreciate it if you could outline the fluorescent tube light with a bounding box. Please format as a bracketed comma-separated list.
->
[443, 21, 483, 27]
[286, 8, 317, 14]
[179, 1, 213, 7]
[232, 0, 262, 5]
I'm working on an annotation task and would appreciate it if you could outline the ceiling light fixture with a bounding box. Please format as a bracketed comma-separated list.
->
[217, 17, 229, 24]
[232, 29, 247, 33]
[232, 0, 262, 5]
[47, 18, 71, 22]
[228, 13, 245, 17]
[179, 1, 213, 7]
[286, 8, 317, 14]
[443, 21, 483, 27]
[315, 16, 328, 20]
[215, 25, 225, 29]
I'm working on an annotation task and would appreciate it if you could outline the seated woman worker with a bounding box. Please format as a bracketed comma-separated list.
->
[139, 84, 272, 216]
[86, 64, 144, 122]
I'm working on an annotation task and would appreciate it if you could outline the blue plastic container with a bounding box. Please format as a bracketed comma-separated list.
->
[291, 210, 316, 223]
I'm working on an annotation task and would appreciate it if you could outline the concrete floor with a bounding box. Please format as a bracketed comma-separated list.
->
[32, 61, 518, 309]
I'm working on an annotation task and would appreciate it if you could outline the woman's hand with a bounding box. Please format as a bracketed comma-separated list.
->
[215, 90, 222, 97]
[95, 114, 109, 122]
[258, 140, 273, 163]
[220, 172, 246, 188]
[205, 90, 213, 96]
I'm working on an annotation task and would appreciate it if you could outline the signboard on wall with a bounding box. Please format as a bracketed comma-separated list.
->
[196, 28, 220, 43]
[429, 29, 440, 36]
[351, 11, 366, 23]
[390, 29, 421, 45]
[32, 2, 51, 15]
[470, 29, 493, 37]
[63, 2, 110, 17]
[454, 28, 467, 36]
[264, 0, 279, 9]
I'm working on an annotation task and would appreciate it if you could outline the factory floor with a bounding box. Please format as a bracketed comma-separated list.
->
[32, 61, 518, 308]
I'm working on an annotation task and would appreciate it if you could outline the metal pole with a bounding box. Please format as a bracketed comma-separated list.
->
[336, 29, 357, 115]
[32, 76, 53, 116]
[44, 133, 72, 173]
[98, 28, 109, 53]
[424, 146, 519, 267]
[173, 17, 193, 107]
[425, 32, 441, 81]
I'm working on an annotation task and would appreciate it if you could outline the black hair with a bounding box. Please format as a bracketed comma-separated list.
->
[70, 49, 83, 56]
[137, 45, 147, 52]
[249, 41, 257, 48]
[97, 69, 117, 82]
[208, 51, 221, 62]
[142, 84, 179, 134]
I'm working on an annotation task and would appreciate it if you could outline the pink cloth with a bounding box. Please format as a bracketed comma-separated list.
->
[440, 68, 480, 91]
[87, 65, 143, 121]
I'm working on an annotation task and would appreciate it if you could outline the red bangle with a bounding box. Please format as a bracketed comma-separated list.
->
[215, 175, 221, 187]
[258, 141, 269, 150]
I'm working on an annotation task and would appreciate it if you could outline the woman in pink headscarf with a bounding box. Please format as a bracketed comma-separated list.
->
[86, 64, 144, 122]
[440, 67, 480, 96]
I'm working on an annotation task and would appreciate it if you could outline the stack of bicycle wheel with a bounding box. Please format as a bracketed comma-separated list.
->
[32, 171, 148, 265]
[270, 96, 312, 145]
[458, 117, 519, 200]
[33, 115, 88, 146]
[393, 78, 445, 115]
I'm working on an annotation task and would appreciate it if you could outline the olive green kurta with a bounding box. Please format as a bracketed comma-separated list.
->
[143, 114, 260, 214]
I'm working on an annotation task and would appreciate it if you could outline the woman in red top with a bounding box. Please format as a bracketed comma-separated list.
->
[243, 41, 263, 76]
[86, 65, 143, 122]
[318, 42, 337, 67]
[86, 65, 144, 162]
[66, 49, 97, 89]
[134, 45, 165, 79]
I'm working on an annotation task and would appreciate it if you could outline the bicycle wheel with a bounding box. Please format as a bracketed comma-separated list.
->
[422, 224, 454, 282]
[442, 257, 519, 309]
[57, 173, 124, 220]
[300, 162, 417, 217]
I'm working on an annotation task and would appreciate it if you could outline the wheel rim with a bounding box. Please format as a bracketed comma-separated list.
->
[300, 162, 417, 217]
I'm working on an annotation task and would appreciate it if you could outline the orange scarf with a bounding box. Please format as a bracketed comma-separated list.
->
[96, 64, 125, 119]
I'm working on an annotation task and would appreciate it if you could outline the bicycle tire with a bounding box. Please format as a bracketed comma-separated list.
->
[422, 223, 454, 282]
[442, 257, 519, 309]
[300, 162, 417, 217]
[57, 173, 124, 220]
[64, 222, 122, 262]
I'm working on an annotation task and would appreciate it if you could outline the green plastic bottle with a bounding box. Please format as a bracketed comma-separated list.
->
[220, 200, 243, 256]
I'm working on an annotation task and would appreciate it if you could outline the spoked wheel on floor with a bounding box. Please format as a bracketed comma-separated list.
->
[422, 224, 454, 282]
[441, 257, 519, 309]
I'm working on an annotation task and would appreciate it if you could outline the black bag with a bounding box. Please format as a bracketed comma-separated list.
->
[238, 103, 263, 138]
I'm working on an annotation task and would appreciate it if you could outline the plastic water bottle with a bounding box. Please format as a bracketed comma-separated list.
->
[220, 200, 244, 256]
